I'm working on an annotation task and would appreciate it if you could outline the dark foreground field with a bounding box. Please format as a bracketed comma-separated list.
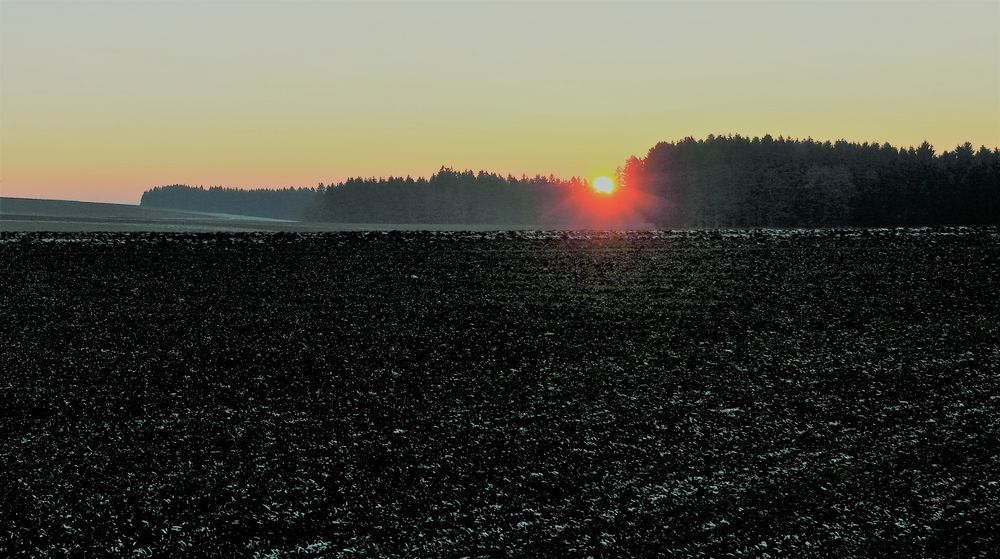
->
[1, 229, 999, 557]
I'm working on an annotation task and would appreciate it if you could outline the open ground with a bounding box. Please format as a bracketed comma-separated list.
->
[1, 229, 998, 556]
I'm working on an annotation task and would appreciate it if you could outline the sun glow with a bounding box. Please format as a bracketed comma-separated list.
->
[592, 176, 615, 194]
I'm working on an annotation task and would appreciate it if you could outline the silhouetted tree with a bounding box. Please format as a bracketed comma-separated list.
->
[629, 135, 998, 227]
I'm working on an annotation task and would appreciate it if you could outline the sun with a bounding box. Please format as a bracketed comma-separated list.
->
[592, 176, 615, 194]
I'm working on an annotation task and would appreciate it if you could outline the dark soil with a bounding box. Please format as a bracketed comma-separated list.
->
[1, 229, 998, 557]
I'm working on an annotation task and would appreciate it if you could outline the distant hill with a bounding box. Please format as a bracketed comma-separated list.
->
[0, 197, 207, 221]
[0, 197, 544, 232]
[0, 197, 295, 232]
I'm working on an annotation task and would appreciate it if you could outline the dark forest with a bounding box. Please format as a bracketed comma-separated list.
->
[140, 135, 1000, 227]
[139, 186, 316, 221]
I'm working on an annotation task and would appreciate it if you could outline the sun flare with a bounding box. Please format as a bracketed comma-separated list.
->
[593, 176, 615, 194]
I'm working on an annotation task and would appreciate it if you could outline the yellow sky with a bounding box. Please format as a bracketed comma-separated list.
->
[2, 0, 998, 203]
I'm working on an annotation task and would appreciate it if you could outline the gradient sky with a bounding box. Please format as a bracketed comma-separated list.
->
[2, 0, 998, 203]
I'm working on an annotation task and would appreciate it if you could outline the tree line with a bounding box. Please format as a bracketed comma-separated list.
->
[307, 169, 589, 225]
[139, 135, 999, 227]
[140, 185, 316, 221]
[623, 135, 999, 227]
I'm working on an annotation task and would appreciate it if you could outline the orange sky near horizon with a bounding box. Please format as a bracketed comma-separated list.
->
[2, 0, 998, 204]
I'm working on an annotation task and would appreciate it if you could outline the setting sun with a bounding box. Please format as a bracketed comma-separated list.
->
[593, 176, 615, 194]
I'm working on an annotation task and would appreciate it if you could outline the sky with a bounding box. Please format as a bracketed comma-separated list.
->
[1, 0, 998, 204]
